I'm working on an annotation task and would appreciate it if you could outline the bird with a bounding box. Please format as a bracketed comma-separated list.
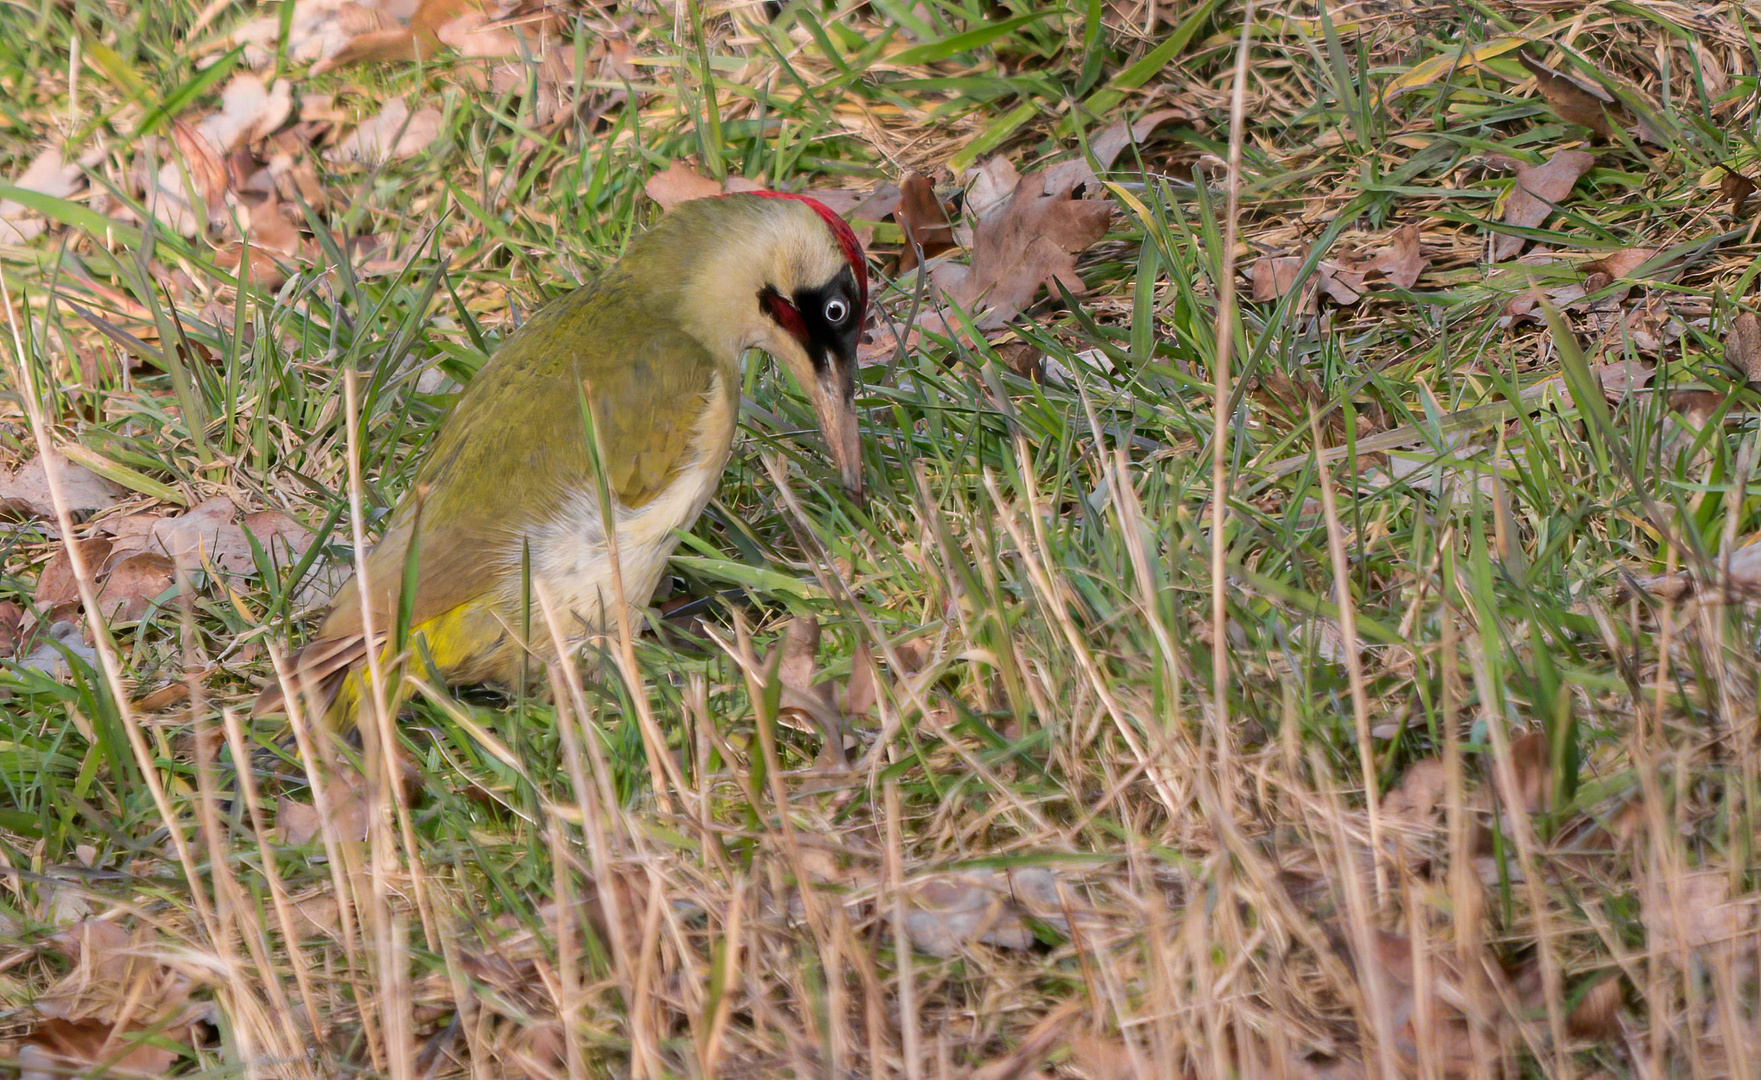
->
[257, 191, 868, 726]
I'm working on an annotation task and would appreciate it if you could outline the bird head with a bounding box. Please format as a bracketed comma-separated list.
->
[659, 192, 869, 498]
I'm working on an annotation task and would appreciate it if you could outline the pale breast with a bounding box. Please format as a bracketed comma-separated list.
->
[519, 372, 738, 647]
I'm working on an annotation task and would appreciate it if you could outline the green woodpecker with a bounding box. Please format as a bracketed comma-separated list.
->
[258, 192, 867, 725]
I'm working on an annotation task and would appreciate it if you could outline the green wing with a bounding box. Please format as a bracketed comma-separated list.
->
[319, 270, 724, 642]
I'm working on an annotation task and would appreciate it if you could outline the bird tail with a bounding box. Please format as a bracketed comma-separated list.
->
[253, 633, 408, 730]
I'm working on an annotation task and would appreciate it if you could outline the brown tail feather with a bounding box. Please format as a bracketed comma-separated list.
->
[253, 634, 373, 718]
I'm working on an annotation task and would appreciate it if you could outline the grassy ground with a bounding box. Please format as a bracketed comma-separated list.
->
[2, 0, 1760, 1076]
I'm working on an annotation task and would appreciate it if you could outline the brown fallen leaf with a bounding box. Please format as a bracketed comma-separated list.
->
[216, 194, 307, 287]
[1249, 226, 1427, 311]
[20, 1017, 178, 1078]
[1645, 870, 1756, 954]
[169, 121, 229, 225]
[315, 0, 542, 72]
[133, 679, 193, 712]
[232, 0, 397, 68]
[1383, 758, 1448, 826]
[1373, 223, 1426, 289]
[313, 26, 433, 71]
[1041, 106, 1189, 194]
[1591, 357, 1653, 396]
[895, 172, 955, 273]
[794, 187, 880, 218]
[1344, 927, 1488, 1075]
[1091, 107, 1187, 167]
[1249, 255, 1306, 304]
[1567, 976, 1623, 1039]
[1578, 247, 1659, 293]
[1519, 52, 1619, 138]
[325, 97, 443, 166]
[127, 74, 292, 237]
[1726, 311, 1761, 384]
[435, 8, 522, 57]
[994, 339, 1046, 382]
[22, 918, 204, 1080]
[0, 451, 123, 523]
[108, 497, 313, 580]
[643, 160, 729, 210]
[0, 600, 23, 658]
[92, 552, 175, 623]
[34, 538, 114, 612]
[0, 147, 84, 243]
[35, 918, 198, 1036]
[963, 155, 1021, 222]
[1498, 247, 1663, 336]
[930, 170, 1112, 330]
[1062, 1031, 1137, 1080]
[1720, 167, 1755, 214]
[244, 195, 301, 256]
[854, 308, 964, 366]
[1493, 150, 1596, 261]
[1507, 729, 1551, 816]
[896, 867, 1075, 957]
[774, 615, 852, 766]
[278, 775, 371, 845]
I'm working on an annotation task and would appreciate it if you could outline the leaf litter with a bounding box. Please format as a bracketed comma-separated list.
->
[929, 162, 1113, 330]
[1491, 149, 1596, 261]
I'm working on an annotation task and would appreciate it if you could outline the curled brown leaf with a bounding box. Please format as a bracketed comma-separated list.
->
[1493, 150, 1595, 261]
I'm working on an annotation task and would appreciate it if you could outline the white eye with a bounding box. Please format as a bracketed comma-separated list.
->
[824, 298, 849, 324]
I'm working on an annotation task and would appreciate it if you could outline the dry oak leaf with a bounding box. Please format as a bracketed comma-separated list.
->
[34, 538, 114, 611]
[963, 154, 1021, 222]
[855, 308, 963, 366]
[895, 172, 955, 273]
[643, 160, 729, 210]
[129, 73, 292, 237]
[1498, 247, 1660, 329]
[798, 187, 883, 219]
[896, 866, 1077, 957]
[1040, 106, 1190, 195]
[217, 195, 307, 288]
[931, 170, 1112, 330]
[0, 451, 123, 523]
[1645, 870, 1756, 954]
[278, 780, 371, 845]
[1383, 757, 1448, 826]
[326, 96, 443, 166]
[1520, 52, 1619, 138]
[311, 0, 452, 73]
[1516, 48, 1666, 146]
[1726, 311, 1761, 384]
[1720, 167, 1756, 214]
[1507, 729, 1552, 816]
[1249, 226, 1426, 311]
[435, 9, 523, 57]
[92, 553, 176, 623]
[1493, 149, 1595, 261]
[0, 146, 84, 243]
[1628, 531, 1761, 603]
[25, 919, 200, 1077]
[1374, 224, 1426, 289]
[231, 0, 399, 69]
[109, 496, 313, 579]
[19, 1017, 178, 1078]
[0, 600, 23, 658]
[773, 614, 861, 766]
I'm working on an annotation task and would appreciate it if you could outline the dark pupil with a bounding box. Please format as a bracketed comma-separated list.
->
[827, 300, 845, 321]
